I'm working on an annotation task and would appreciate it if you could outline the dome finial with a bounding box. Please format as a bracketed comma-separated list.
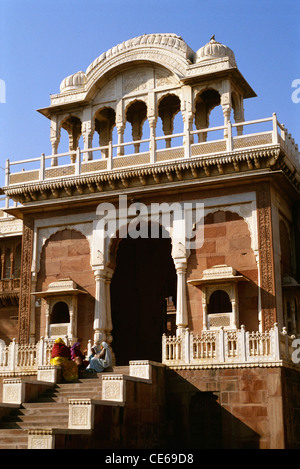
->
[210, 34, 216, 41]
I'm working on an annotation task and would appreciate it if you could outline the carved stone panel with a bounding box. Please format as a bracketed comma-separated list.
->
[18, 216, 34, 343]
[257, 186, 276, 330]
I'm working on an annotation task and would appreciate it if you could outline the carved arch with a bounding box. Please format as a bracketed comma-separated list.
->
[85, 48, 190, 100]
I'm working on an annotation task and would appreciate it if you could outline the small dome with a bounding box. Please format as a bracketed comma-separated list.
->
[196, 36, 236, 65]
[60, 70, 87, 93]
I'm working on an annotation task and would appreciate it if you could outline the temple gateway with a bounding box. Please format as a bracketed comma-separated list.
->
[0, 33, 300, 449]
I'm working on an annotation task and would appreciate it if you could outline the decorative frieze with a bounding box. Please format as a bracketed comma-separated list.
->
[18, 215, 34, 344]
[257, 186, 276, 330]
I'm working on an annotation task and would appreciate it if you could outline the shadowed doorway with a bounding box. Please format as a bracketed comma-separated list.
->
[110, 226, 177, 365]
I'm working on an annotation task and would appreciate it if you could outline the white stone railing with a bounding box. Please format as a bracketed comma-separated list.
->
[162, 324, 299, 367]
[0, 336, 84, 376]
[0, 325, 298, 375]
[4, 114, 298, 188]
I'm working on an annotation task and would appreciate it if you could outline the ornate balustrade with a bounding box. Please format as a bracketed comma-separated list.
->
[0, 337, 91, 376]
[0, 325, 298, 376]
[4, 114, 298, 188]
[162, 324, 299, 368]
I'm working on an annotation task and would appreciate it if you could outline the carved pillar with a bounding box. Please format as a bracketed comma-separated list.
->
[257, 186, 276, 331]
[222, 104, 232, 138]
[105, 268, 113, 347]
[18, 216, 34, 344]
[82, 121, 94, 161]
[182, 112, 193, 158]
[149, 117, 157, 163]
[50, 125, 60, 167]
[175, 260, 188, 335]
[202, 287, 208, 330]
[93, 270, 107, 343]
[44, 300, 50, 339]
[116, 123, 125, 156]
[29, 273, 37, 344]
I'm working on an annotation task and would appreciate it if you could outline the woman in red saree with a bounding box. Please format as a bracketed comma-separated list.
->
[50, 338, 78, 381]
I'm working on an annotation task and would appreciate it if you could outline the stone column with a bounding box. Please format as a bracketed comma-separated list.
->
[116, 123, 125, 156]
[105, 268, 113, 347]
[149, 117, 157, 163]
[29, 273, 37, 344]
[175, 260, 188, 336]
[231, 283, 239, 329]
[182, 112, 193, 158]
[44, 300, 50, 339]
[50, 124, 60, 167]
[82, 121, 94, 161]
[93, 270, 107, 343]
[222, 103, 232, 138]
[202, 287, 208, 330]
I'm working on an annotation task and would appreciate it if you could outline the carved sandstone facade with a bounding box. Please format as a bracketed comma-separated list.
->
[0, 33, 299, 367]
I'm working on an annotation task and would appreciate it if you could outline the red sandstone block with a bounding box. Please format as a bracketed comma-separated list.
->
[204, 225, 226, 238]
[67, 243, 90, 257]
[226, 220, 250, 238]
[229, 237, 251, 251]
[50, 245, 68, 259]
[197, 240, 216, 254]
[206, 256, 225, 268]
[45, 261, 61, 276]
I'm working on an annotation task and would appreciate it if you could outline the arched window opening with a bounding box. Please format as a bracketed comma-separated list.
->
[51, 301, 70, 324]
[60, 115, 82, 163]
[126, 100, 148, 154]
[194, 89, 222, 142]
[94, 107, 116, 157]
[208, 290, 232, 314]
[157, 94, 181, 149]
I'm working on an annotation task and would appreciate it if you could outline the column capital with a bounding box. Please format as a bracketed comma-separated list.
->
[93, 268, 108, 279]
[174, 259, 187, 272]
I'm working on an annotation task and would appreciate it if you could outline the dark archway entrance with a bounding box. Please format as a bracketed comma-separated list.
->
[110, 229, 177, 365]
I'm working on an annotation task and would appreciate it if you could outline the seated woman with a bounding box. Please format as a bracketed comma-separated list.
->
[70, 342, 89, 369]
[86, 341, 112, 373]
[50, 338, 78, 382]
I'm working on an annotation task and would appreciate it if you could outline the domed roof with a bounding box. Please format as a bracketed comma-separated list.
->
[196, 36, 236, 65]
[60, 70, 87, 93]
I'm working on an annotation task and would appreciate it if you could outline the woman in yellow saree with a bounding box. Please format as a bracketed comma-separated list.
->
[50, 338, 78, 381]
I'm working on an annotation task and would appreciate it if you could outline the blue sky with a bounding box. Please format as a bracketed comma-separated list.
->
[0, 0, 299, 190]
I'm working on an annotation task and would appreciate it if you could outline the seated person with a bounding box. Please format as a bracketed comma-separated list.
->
[86, 341, 112, 373]
[50, 338, 78, 381]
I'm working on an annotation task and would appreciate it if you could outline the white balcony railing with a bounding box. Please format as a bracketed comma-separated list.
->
[0, 324, 298, 376]
[0, 337, 92, 376]
[3, 114, 299, 190]
[162, 324, 299, 368]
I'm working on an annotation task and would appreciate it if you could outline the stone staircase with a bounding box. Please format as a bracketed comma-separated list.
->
[0, 363, 166, 449]
[0, 366, 129, 449]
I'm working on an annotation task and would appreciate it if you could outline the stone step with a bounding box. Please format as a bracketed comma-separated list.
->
[0, 402, 69, 428]
[37, 378, 103, 402]
[0, 429, 28, 449]
[0, 365, 131, 447]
